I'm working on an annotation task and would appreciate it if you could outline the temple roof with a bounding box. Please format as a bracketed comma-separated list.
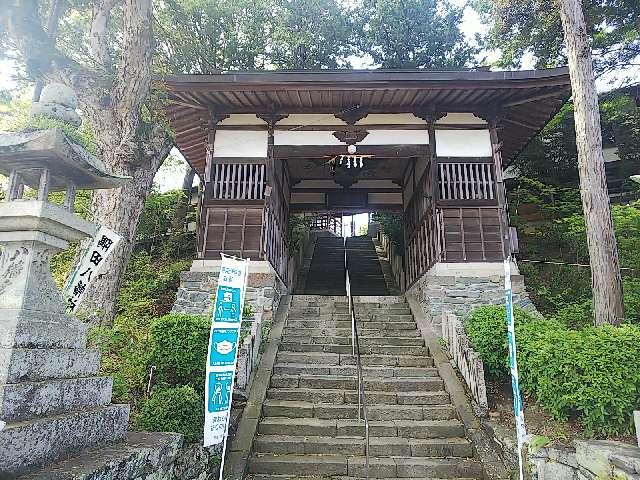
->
[164, 68, 572, 175]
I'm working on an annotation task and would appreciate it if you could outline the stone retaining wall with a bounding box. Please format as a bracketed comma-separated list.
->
[486, 420, 640, 480]
[171, 268, 285, 392]
[407, 265, 538, 333]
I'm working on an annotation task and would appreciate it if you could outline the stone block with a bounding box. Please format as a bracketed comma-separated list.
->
[0, 310, 87, 349]
[0, 376, 113, 422]
[576, 439, 640, 478]
[17, 432, 183, 480]
[0, 404, 130, 477]
[0, 348, 100, 383]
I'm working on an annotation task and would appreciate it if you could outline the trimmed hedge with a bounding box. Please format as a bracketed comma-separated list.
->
[465, 305, 640, 436]
[463, 305, 539, 377]
[148, 313, 211, 392]
[137, 386, 204, 443]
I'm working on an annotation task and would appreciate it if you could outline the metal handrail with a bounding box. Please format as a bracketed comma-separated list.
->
[344, 237, 370, 479]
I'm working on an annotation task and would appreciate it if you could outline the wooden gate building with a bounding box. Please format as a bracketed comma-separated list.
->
[165, 69, 571, 290]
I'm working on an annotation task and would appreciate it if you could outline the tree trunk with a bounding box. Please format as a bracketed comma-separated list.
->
[557, 0, 624, 325]
[79, 139, 172, 325]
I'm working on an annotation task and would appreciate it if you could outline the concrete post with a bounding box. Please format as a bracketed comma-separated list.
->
[634, 410, 640, 447]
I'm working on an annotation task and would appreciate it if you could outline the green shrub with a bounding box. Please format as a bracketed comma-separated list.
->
[623, 277, 640, 325]
[466, 305, 640, 436]
[148, 314, 210, 392]
[550, 301, 593, 329]
[522, 324, 640, 436]
[137, 386, 204, 443]
[463, 305, 538, 377]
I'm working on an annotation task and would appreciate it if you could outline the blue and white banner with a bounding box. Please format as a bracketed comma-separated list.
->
[504, 258, 527, 480]
[204, 255, 249, 447]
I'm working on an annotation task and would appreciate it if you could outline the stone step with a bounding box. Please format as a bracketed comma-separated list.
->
[272, 363, 438, 378]
[0, 404, 129, 477]
[257, 418, 466, 439]
[0, 376, 113, 422]
[270, 375, 444, 392]
[328, 310, 414, 323]
[286, 320, 417, 330]
[276, 352, 433, 367]
[266, 388, 451, 405]
[0, 348, 101, 383]
[262, 400, 456, 421]
[249, 476, 478, 480]
[253, 434, 473, 458]
[279, 343, 429, 355]
[248, 454, 483, 478]
[15, 431, 182, 480]
[281, 335, 425, 347]
[282, 327, 421, 338]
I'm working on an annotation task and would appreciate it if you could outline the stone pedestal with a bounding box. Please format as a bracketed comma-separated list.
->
[0, 201, 129, 477]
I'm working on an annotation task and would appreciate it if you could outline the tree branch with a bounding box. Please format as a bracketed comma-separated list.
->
[90, 0, 120, 68]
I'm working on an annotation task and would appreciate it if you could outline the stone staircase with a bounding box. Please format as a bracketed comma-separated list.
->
[304, 236, 346, 295]
[247, 295, 483, 479]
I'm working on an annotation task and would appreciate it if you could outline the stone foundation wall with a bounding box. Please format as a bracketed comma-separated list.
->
[484, 417, 640, 479]
[171, 270, 279, 320]
[527, 440, 640, 480]
[171, 268, 285, 392]
[407, 265, 538, 333]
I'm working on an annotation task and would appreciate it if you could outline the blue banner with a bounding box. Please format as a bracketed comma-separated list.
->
[203, 255, 249, 448]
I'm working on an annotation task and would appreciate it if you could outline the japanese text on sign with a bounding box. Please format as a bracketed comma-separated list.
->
[64, 225, 121, 313]
[203, 254, 249, 448]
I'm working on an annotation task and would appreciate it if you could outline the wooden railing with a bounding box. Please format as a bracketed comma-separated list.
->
[378, 231, 406, 292]
[405, 209, 443, 287]
[262, 203, 289, 285]
[211, 163, 266, 200]
[438, 162, 495, 202]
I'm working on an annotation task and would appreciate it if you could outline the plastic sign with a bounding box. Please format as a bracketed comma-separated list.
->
[203, 255, 249, 448]
[504, 258, 527, 480]
[64, 225, 122, 312]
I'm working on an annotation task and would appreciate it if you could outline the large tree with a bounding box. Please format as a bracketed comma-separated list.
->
[355, 0, 476, 68]
[556, 0, 624, 324]
[473, 0, 640, 78]
[2, 0, 173, 325]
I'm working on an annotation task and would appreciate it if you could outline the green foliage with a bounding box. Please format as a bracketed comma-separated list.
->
[550, 301, 594, 330]
[372, 212, 404, 253]
[156, 0, 354, 72]
[117, 252, 191, 319]
[356, 0, 475, 68]
[136, 189, 195, 259]
[463, 305, 539, 377]
[518, 262, 592, 316]
[148, 314, 210, 392]
[288, 214, 312, 258]
[520, 324, 640, 436]
[466, 305, 640, 436]
[137, 386, 204, 443]
[474, 0, 640, 76]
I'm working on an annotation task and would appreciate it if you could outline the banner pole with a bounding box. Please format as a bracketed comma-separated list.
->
[215, 255, 250, 480]
[504, 256, 527, 480]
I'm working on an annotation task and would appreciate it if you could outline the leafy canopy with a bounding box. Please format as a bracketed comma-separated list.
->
[355, 0, 476, 68]
[472, 0, 640, 78]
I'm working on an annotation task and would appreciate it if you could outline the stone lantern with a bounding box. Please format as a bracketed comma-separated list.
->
[0, 83, 131, 477]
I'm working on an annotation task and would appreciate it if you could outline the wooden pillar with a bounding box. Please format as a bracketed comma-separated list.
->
[488, 118, 511, 259]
